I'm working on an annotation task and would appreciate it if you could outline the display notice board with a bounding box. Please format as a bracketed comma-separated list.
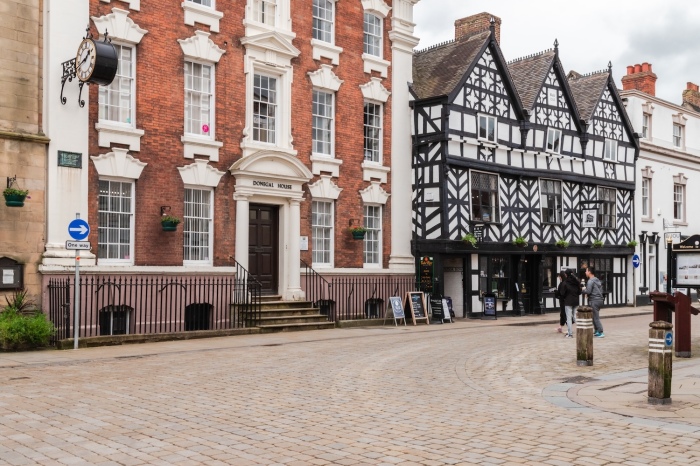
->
[405, 292, 430, 325]
[482, 293, 497, 320]
[429, 295, 452, 323]
[419, 256, 434, 293]
[384, 296, 407, 326]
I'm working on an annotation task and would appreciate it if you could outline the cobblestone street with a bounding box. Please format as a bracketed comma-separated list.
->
[1, 310, 699, 465]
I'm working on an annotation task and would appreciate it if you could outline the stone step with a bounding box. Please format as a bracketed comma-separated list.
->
[258, 315, 330, 325]
[258, 321, 336, 333]
[259, 308, 322, 317]
[259, 301, 314, 311]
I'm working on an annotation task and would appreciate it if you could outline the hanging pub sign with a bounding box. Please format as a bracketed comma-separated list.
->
[582, 209, 597, 228]
[673, 234, 700, 287]
[419, 256, 434, 293]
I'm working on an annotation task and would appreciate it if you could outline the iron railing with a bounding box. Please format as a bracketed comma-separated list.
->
[47, 264, 262, 345]
[298, 269, 416, 322]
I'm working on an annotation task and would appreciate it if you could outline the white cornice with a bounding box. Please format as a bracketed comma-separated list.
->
[100, 0, 140, 11]
[240, 31, 301, 60]
[178, 159, 226, 187]
[360, 181, 390, 205]
[91, 147, 147, 180]
[308, 65, 344, 92]
[621, 89, 700, 119]
[360, 77, 391, 103]
[92, 8, 147, 44]
[308, 175, 343, 200]
[361, 0, 391, 18]
[178, 30, 225, 63]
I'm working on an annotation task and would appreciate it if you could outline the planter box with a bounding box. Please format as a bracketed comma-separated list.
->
[162, 221, 178, 231]
[4, 194, 27, 207]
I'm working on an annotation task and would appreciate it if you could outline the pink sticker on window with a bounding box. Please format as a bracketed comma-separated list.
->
[202, 124, 209, 133]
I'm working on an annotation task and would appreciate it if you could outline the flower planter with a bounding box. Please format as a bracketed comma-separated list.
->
[162, 221, 179, 232]
[514, 242, 528, 248]
[351, 231, 366, 240]
[4, 193, 27, 207]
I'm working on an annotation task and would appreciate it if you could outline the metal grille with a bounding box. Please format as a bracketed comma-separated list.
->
[540, 179, 562, 224]
[184, 188, 212, 263]
[254, 0, 276, 25]
[363, 205, 381, 265]
[98, 180, 133, 261]
[312, 201, 333, 265]
[184, 61, 212, 136]
[253, 74, 277, 143]
[312, 0, 333, 42]
[99, 44, 133, 124]
[363, 12, 381, 57]
[312, 90, 333, 155]
[363, 102, 381, 162]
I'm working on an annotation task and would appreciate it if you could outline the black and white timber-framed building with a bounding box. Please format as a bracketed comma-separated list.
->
[409, 15, 640, 317]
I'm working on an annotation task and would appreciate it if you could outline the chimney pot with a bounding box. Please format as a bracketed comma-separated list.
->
[634, 64, 642, 73]
[688, 82, 699, 92]
[621, 62, 657, 96]
[641, 62, 650, 72]
[626, 66, 634, 75]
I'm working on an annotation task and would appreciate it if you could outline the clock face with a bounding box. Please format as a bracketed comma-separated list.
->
[75, 39, 97, 82]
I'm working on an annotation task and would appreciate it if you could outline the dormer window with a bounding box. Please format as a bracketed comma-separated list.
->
[478, 115, 496, 142]
[546, 128, 562, 154]
[603, 139, 617, 161]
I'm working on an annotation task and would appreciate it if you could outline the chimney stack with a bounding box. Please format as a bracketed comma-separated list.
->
[621, 62, 657, 96]
[455, 12, 501, 43]
[682, 82, 700, 112]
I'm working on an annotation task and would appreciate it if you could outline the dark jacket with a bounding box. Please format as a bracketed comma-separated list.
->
[556, 280, 566, 304]
[561, 275, 581, 306]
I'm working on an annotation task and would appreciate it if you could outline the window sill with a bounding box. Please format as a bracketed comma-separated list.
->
[181, 135, 223, 161]
[181, 2, 223, 32]
[311, 39, 343, 65]
[602, 157, 619, 164]
[310, 154, 342, 177]
[241, 140, 297, 158]
[362, 53, 390, 78]
[242, 18, 295, 40]
[95, 121, 145, 152]
[363, 263, 382, 269]
[477, 139, 498, 148]
[642, 217, 655, 223]
[361, 161, 390, 183]
[673, 221, 688, 226]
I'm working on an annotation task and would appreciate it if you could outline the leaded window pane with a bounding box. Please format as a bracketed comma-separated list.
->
[471, 172, 499, 223]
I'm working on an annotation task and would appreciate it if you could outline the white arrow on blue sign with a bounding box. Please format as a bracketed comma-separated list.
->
[632, 254, 641, 269]
[68, 218, 90, 241]
[665, 331, 673, 347]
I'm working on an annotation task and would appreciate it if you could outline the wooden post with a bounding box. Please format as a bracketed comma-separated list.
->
[648, 321, 673, 405]
[576, 306, 593, 366]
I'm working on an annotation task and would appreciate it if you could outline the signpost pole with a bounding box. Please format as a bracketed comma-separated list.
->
[666, 237, 673, 294]
[73, 213, 80, 350]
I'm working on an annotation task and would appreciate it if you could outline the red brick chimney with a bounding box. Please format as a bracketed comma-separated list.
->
[621, 62, 657, 96]
[455, 12, 501, 43]
[682, 82, 700, 112]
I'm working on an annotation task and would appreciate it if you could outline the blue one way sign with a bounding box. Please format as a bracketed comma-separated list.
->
[632, 254, 641, 269]
[68, 218, 90, 241]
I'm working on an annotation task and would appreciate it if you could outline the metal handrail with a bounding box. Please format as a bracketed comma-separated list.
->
[300, 259, 332, 320]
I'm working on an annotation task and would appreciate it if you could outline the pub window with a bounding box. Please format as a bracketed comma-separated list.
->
[479, 255, 510, 299]
[478, 114, 496, 142]
[597, 186, 617, 229]
[540, 179, 562, 224]
[470, 171, 499, 223]
[546, 128, 562, 154]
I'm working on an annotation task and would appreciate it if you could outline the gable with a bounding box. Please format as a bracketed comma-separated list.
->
[533, 67, 578, 130]
[452, 47, 517, 119]
[590, 87, 629, 143]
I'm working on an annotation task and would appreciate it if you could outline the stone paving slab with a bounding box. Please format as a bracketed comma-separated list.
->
[2, 306, 700, 465]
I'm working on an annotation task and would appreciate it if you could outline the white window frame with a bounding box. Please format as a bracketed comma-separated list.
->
[97, 177, 135, 265]
[641, 177, 651, 219]
[673, 123, 683, 148]
[603, 138, 617, 161]
[546, 128, 562, 154]
[311, 200, 334, 268]
[187, 0, 212, 6]
[99, 42, 135, 128]
[252, 72, 278, 145]
[673, 183, 685, 222]
[184, 60, 215, 140]
[363, 204, 382, 267]
[363, 12, 382, 58]
[539, 179, 562, 225]
[312, 89, 334, 157]
[478, 114, 497, 143]
[253, 0, 277, 26]
[642, 113, 650, 139]
[597, 186, 617, 230]
[183, 187, 214, 266]
[312, 0, 334, 44]
[363, 101, 382, 163]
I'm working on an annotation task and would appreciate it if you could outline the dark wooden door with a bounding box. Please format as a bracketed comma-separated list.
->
[249, 204, 278, 295]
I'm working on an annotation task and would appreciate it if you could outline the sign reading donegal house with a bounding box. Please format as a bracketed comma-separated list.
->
[253, 180, 293, 190]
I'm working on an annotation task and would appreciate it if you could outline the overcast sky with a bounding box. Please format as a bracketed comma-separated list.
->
[413, 1, 700, 105]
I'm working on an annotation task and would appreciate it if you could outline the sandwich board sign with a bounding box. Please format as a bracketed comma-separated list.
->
[385, 296, 406, 326]
[404, 292, 430, 326]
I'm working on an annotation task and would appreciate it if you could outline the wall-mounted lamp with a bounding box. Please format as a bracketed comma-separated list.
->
[639, 230, 648, 244]
[160, 206, 171, 217]
[649, 232, 659, 244]
[657, 208, 662, 217]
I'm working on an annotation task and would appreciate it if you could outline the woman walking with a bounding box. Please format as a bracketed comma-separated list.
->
[560, 270, 581, 338]
[555, 271, 567, 333]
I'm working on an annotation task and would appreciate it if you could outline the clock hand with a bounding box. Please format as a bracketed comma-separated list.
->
[78, 50, 91, 67]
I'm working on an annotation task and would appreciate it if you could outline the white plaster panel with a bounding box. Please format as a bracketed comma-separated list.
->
[448, 111, 460, 131]
[177, 159, 225, 187]
[523, 153, 536, 169]
[495, 149, 508, 165]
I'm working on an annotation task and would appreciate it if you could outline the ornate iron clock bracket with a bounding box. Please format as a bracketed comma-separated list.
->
[60, 58, 76, 106]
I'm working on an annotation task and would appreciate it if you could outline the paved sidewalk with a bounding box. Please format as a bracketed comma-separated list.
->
[2, 304, 700, 465]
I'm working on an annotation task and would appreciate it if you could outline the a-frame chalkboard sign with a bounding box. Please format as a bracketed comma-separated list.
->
[404, 292, 430, 325]
[384, 296, 407, 326]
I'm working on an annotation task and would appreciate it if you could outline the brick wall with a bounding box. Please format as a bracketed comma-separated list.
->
[621, 63, 657, 96]
[87, 0, 393, 269]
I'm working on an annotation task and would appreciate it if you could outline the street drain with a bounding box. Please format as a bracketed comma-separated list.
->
[563, 376, 598, 384]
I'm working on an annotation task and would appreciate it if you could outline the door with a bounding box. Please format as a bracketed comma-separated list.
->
[249, 204, 278, 295]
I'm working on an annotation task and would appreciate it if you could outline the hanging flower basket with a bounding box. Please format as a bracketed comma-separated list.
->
[591, 239, 604, 248]
[3, 188, 28, 207]
[349, 227, 366, 240]
[161, 215, 181, 232]
[512, 236, 528, 248]
[555, 239, 570, 249]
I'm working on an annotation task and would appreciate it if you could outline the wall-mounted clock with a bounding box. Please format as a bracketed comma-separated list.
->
[75, 38, 118, 85]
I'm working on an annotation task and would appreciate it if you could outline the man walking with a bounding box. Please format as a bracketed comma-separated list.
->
[582, 266, 605, 337]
